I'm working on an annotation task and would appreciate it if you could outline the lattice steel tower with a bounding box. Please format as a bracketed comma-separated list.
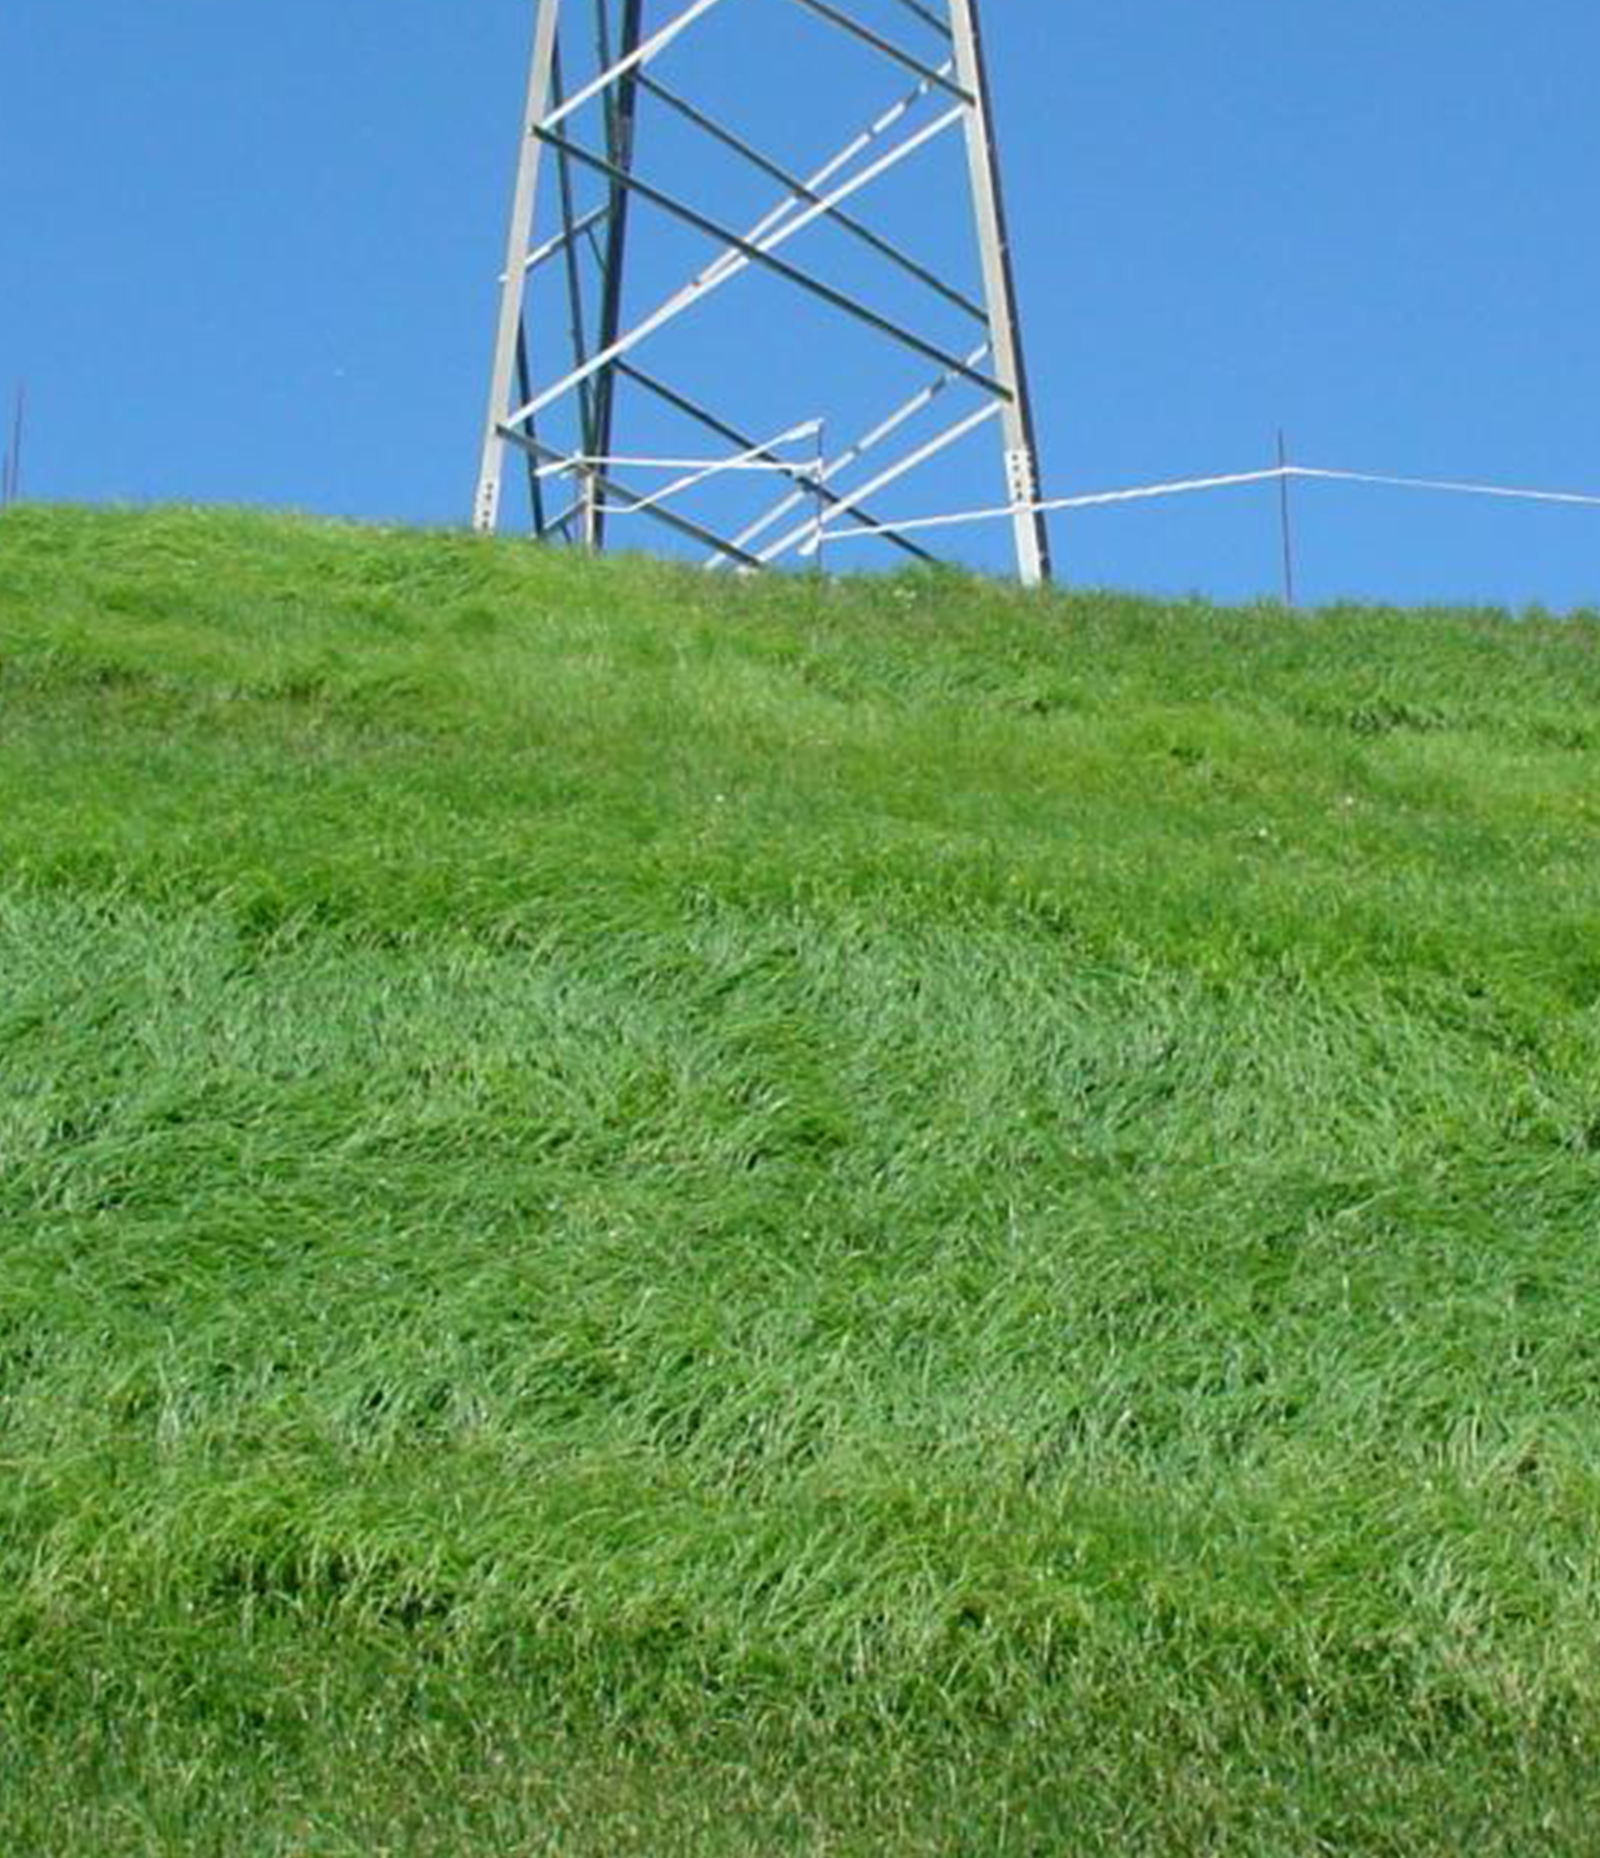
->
[474, 0, 1051, 584]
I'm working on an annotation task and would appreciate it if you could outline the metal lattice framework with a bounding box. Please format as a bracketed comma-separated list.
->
[473, 0, 1051, 583]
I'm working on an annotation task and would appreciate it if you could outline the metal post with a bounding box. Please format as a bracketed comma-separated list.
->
[588, 0, 646, 550]
[1277, 428, 1297, 608]
[474, 0, 563, 535]
[2, 385, 23, 508]
[948, 0, 1051, 586]
[474, 0, 1055, 584]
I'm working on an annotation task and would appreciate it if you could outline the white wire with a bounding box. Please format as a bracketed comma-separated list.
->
[539, 456, 819, 477]
[805, 461, 1600, 549]
[1287, 464, 1600, 509]
[537, 420, 824, 483]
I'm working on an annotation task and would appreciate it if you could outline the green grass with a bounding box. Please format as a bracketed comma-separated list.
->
[3, 502, 1600, 1852]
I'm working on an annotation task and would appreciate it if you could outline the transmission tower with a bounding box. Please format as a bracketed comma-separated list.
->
[473, 0, 1051, 585]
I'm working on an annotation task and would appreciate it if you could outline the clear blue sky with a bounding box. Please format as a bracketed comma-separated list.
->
[5, 0, 1599, 607]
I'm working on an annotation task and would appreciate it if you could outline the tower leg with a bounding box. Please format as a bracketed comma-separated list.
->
[474, 0, 1055, 584]
[949, 0, 1051, 587]
[475, 0, 563, 535]
[588, 0, 646, 551]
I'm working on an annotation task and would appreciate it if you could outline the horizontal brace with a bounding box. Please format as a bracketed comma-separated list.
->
[537, 418, 823, 477]
[582, 422, 824, 520]
[499, 425, 769, 568]
[540, 457, 819, 475]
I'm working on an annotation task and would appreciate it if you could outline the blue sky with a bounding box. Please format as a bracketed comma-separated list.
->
[4, 0, 1599, 607]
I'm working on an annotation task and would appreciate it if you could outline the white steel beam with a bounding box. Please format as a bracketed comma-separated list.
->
[474, 0, 562, 534]
[949, 0, 1051, 584]
[474, 0, 1054, 585]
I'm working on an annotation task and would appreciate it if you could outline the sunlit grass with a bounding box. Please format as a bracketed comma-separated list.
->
[3, 504, 1600, 1851]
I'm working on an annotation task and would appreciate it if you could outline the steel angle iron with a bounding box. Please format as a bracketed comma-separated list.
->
[473, 0, 1052, 584]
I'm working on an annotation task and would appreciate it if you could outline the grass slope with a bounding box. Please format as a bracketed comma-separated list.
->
[3, 504, 1600, 1853]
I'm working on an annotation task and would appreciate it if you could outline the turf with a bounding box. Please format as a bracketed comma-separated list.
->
[2, 503, 1600, 1852]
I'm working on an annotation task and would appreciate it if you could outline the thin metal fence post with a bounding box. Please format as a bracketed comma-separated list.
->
[1277, 429, 1297, 609]
[2, 385, 23, 508]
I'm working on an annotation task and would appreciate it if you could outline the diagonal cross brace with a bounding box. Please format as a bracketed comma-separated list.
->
[474, 0, 1053, 586]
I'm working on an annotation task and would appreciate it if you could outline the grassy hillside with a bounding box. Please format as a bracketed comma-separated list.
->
[3, 504, 1600, 1854]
